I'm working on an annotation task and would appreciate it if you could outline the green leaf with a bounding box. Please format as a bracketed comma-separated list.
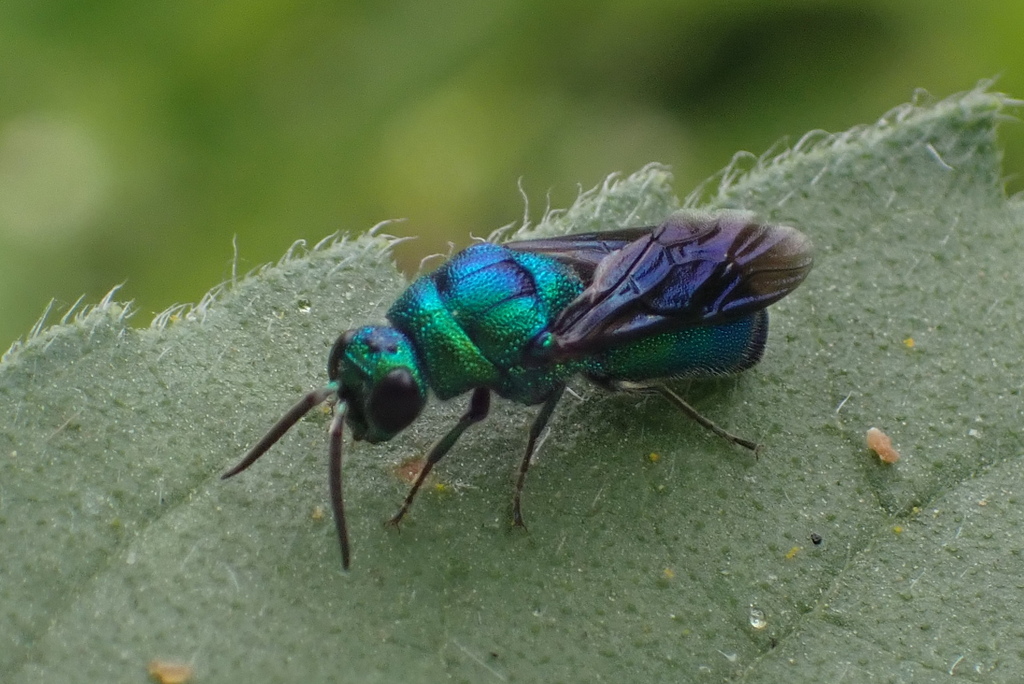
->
[2, 85, 1022, 682]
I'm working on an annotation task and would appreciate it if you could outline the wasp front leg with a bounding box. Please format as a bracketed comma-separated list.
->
[386, 387, 491, 528]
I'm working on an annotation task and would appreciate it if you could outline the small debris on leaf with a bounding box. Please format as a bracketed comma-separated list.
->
[393, 457, 426, 484]
[866, 427, 900, 463]
[148, 660, 193, 684]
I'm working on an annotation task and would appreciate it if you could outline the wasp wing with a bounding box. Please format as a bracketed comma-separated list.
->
[513, 212, 813, 359]
[505, 226, 657, 281]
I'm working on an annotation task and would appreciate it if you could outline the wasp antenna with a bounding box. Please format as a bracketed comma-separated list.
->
[327, 403, 351, 570]
[222, 385, 337, 479]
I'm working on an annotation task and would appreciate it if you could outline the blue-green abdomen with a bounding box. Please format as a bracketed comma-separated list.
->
[590, 311, 768, 386]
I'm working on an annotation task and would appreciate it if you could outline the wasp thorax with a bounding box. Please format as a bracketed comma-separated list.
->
[328, 326, 427, 443]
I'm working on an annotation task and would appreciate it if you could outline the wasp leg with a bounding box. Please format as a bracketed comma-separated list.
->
[656, 385, 759, 453]
[512, 385, 565, 529]
[386, 387, 491, 528]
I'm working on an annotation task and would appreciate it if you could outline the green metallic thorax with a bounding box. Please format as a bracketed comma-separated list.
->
[387, 243, 588, 404]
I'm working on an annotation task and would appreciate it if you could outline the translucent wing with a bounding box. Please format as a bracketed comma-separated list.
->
[511, 211, 813, 359]
[505, 226, 656, 280]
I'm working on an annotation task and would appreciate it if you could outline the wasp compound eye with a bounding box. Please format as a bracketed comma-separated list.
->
[367, 368, 425, 438]
[328, 329, 358, 382]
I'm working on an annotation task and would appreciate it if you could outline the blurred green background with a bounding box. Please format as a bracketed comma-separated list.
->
[1, 0, 1022, 351]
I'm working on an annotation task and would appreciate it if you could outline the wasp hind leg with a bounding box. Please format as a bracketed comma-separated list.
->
[656, 385, 759, 454]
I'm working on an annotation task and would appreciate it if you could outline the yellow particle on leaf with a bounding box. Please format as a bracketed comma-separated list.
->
[785, 546, 801, 560]
[893, 525, 904, 535]
[903, 337, 915, 348]
[662, 567, 674, 579]
[866, 427, 900, 464]
[648, 452, 660, 463]
[148, 660, 193, 684]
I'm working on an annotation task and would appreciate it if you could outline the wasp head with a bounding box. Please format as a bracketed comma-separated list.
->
[328, 326, 427, 443]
